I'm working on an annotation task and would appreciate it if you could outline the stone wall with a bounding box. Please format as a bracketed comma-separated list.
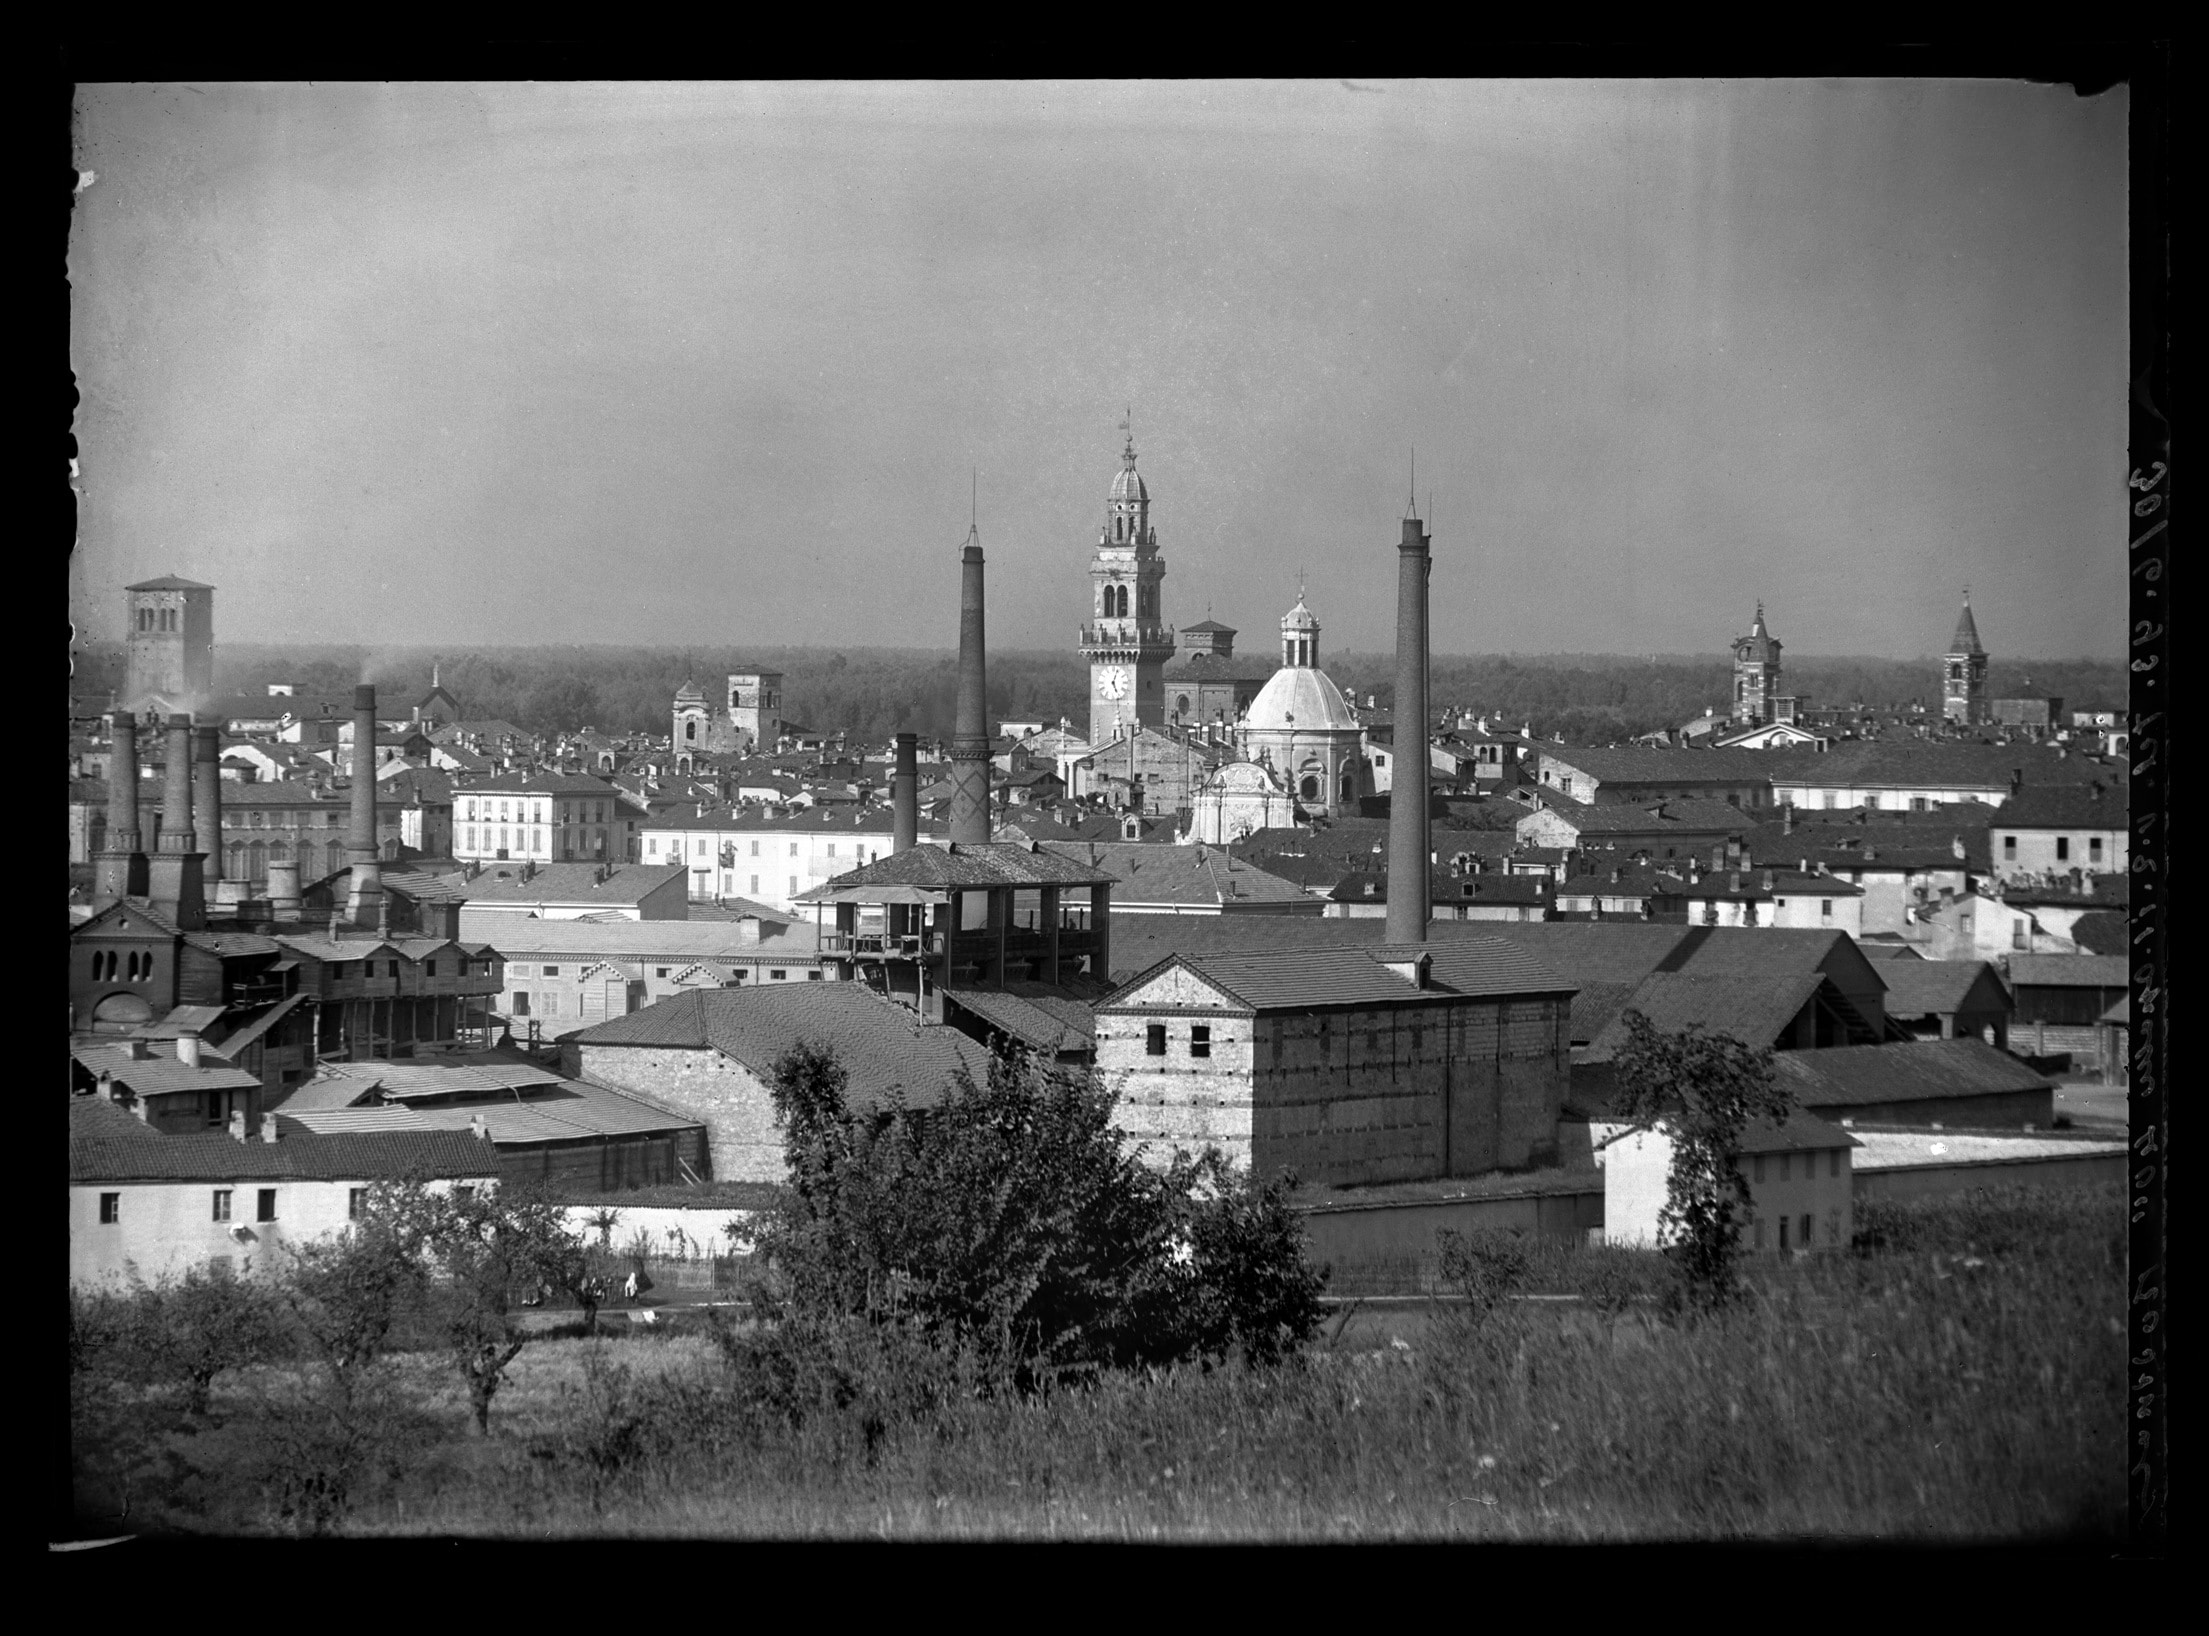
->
[570, 1043, 785, 1182]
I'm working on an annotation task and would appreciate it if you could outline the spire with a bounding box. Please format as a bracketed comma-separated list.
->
[1948, 586, 1984, 655]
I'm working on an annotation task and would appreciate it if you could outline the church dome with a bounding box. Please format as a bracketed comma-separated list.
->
[1280, 596, 1319, 633]
[1244, 664, 1359, 734]
[1109, 438, 1148, 503]
[673, 679, 706, 706]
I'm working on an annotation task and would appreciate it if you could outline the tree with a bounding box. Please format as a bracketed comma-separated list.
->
[751, 1038, 1327, 1384]
[416, 1181, 589, 1435]
[126, 1262, 290, 1415]
[1608, 1010, 1795, 1311]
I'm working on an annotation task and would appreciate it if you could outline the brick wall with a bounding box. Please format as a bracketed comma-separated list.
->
[570, 1044, 785, 1182]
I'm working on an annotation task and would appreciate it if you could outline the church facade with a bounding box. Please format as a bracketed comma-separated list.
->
[671, 668, 785, 760]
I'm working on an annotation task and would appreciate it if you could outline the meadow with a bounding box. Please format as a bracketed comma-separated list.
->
[68, 1182, 2125, 1542]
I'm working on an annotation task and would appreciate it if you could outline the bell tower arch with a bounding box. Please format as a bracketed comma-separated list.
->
[1077, 426, 1176, 747]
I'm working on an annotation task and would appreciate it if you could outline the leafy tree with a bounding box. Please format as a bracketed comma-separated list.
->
[279, 1184, 434, 1395]
[415, 1181, 590, 1434]
[125, 1263, 290, 1415]
[751, 1039, 1327, 1385]
[1608, 1010, 1795, 1312]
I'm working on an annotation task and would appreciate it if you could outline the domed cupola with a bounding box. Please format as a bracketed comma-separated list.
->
[1103, 434, 1152, 545]
[1280, 593, 1320, 668]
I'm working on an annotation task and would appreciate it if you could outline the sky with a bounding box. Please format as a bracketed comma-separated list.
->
[69, 79, 2129, 662]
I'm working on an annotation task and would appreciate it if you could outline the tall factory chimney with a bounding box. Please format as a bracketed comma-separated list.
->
[892, 731, 919, 854]
[1385, 508, 1432, 945]
[192, 723, 240, 908]
[145, 713, 206, 928]
[344, 683, 383, 925]
[93, 711, 147, 906]
[948, 527, 992, 846]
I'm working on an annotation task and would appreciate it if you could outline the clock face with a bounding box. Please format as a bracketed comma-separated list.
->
[1099, 666, 1129, 700]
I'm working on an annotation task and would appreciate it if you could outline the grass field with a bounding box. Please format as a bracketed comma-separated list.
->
[68, 1182, 2126, 1542]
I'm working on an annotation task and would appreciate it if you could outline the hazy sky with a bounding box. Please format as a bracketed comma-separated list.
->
[70, 80, 2128, 662]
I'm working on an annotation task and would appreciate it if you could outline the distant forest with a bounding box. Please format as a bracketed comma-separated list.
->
[72, 642, 2127, 748]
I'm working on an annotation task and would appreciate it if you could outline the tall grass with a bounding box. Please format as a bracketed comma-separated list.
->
[70, 1183, 2125, 1541]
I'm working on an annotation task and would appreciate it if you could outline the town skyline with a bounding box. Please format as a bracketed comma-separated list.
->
[71, 81, 2128, 660]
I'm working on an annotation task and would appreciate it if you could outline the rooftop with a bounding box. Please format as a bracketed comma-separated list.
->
[69, 1095, 496, 1184]
[2004, 954, 2129, 988]
[565, 985, 993, 1111]
[457, 862, 688, 907]
[1102, 938, 1576, 1015]
[1769, 1037, 2054, 1107]
[797, 841, 1116, 903]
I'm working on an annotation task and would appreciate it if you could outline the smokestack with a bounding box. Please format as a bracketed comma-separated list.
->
[346, 684, 383, 924]
[192, 724, 226, 891]
[95, 711, 147, 906]
[1385, 510, 1432, 944]
[145, 714, 207, 927]
[893, 731, 919, 854]
[266, 860, 303, 920]
[948, 531, 991, 846]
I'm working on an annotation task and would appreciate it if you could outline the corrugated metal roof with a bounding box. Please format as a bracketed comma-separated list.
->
[399, 1080, 700, 1143]
[283, 1106, 437, 1134]
[1769, 1038, 2054, 1107]
[72, 1045, 264, 1096]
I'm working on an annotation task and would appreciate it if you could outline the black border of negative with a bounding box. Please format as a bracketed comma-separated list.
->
[2124, 44, 2171, 1552]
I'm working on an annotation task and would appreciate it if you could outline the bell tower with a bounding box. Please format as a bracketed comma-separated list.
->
[1730, 602, 1783, 726]
[1078, 426, 1176, 747]
[1942, 587, 1989, 725]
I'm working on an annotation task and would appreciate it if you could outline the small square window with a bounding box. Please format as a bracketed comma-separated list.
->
[543, 965, 560, 977]
[256, 1189, 278, 1223]
[212, 1189, 232, 1221]
[1146, 1024, 1167, 1056]
[771, 969, 786, 980]
[2089, 838, 2104, 861]
[807, 970, 824, 981]
[656, 967, 669, 978]
[2002, 835, 2017, 859]
[1190, 1025, 1211, 1059]
[99, 1192, 120, 1225]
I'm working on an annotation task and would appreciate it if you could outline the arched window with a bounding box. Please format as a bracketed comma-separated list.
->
[248, 840, 267, 877]
[326, 841, 343, 873]
[1299, 776, 1320, 800]
[92, 992, 153, 1032]
[684, 719, 696, 742]
[1342, 774, 1355, 801]
[269, 841, 289, 863]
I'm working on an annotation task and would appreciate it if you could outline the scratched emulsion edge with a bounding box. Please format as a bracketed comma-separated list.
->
[2123, 45, 2170, 1551]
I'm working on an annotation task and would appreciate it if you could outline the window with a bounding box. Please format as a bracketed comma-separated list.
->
[1910, 797, 1929, 812]
[541, 993, 560, 1015]
[543, 966, 560, 977]
[1820, 899, 1833, 921]
[256, 1189, 278, 1222]
[510, 991, 531, 1014]
[1777, 1216, 1790, 1251]
[455, 1185, 476, 1203]
[1272, 1022, 1284, 1067]
[212, 1189, 232, 1222]
[2055, 836, 2070, 862]
[1800, 1214, 1814, 1247]
[1410, 1025, 1423, 1051]
[827, 843, 836, 857]
[656, 967, 669, 978]
[1752, 1155, 1766, 1184]
[1146, 1024, 1167, 1056]
[2003, 835, 2017, 859]
[205, 1092, 225, 1127]
[99, 1193, 120, 1225]
[770, 969, 787, 980]
[1190, 1025, 1211, 1059]
[789, 877, 798, 896]
[807, 970, 824, 981]
[2089, 837, 2103, 863]
[750, 876, 759, 893]
[1829, 1150, 1841, 1179]
[2011, 919, 2027, 951]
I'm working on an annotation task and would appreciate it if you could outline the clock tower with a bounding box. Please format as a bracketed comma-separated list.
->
[1079, 431, 1176, 747]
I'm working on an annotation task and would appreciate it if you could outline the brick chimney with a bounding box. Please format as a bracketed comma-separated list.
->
[1385, 508, 1433, 945]
[95, 710, 148, 906]
[948, 530, 992, 846]
[346, 684, 385, 926]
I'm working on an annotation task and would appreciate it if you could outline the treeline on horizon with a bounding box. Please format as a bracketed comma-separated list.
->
[73, 642, 2127, 747]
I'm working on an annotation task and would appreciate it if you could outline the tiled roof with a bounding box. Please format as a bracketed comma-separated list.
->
[799, 841, 1116, 901]
[69, 1096, 497, 1183]
[465, 917, 816, 959]
[1540, 747, 1782, 785]
[1849, 1129, 2123, 1171]
[1579, 1108, 1857, 1155]
[1769, 1038, 2053, 1108]
[1542, 800, 1751, 833]
[2005, 954, 2129, 988]
[1768, 741, 2121, 790]
[566, 986, 991, 1112]
[312, 1061, 567, 1101]
[1053, 842, 1311, 908]
[1993, 784, 2127, 827]
[1581, 972, 1827, 1061]
[400, 1079, 703, 1143]
[1875, 960, 2007, 1017]
[461, 771, 626, 797]
[1103, 938, 1575, 1015]
[458, 863, 687, 906]
[640, 807, 897, 835]
[942, 982, 1105, 1053]
[72, 1045, 265, 1097]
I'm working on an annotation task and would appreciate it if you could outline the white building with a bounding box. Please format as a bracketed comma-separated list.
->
[1589, 1112, 1857, 1253]
[454, 772, 639, 865]
[69, 1091, 496, 1290]
[1189, 759, 1297, 844]
[638, 808, 899, 913]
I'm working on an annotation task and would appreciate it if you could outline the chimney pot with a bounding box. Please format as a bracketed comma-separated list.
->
[229, 1108, 248, 1143]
